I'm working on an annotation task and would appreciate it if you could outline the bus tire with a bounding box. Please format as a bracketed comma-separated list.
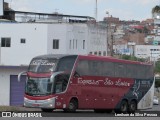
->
[115, 100, 128, 113]
[41, 108, 54, 112]
[64, 99, 78, 112]
[128, 100, 137, 113]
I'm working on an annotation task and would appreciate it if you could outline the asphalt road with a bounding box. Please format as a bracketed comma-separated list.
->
[0, 105, 160, 120]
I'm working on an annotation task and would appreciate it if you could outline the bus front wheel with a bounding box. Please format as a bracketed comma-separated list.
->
[64, 99, 78, 112]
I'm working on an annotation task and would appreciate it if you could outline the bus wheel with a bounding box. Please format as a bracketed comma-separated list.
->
[115, 100, 128, 113]
[41, 108, 54, 112]
[65, 99, 78, 112]
[128, 100, 137, 113]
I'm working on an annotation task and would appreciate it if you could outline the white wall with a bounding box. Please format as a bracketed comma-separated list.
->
[66, 24, 88, 55]
[48, 23, 89, 55]
[0, 0, 3, 16]
[47, 23, 67, 54]
[47, 23, 107, 56]
[135, 45, 160, 61]
[0, 23, 48, 66]
[87, 24, 107, 56]
[0, 22, 108, 66]
[0, 67, 27, 105]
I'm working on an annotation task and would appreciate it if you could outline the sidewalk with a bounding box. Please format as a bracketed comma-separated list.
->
[16, 106, 41, 111]
[0, 106, 41, 112]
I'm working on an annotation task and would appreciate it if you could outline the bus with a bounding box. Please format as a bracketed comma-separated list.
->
[18, 54, 155, 113]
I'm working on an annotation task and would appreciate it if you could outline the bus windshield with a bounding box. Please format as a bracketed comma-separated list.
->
[26, 78, 53, 96]
[29, 59, 57, 73]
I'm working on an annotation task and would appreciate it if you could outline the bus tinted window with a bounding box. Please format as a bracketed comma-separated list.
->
[57, 57, 76, 72]
[102, 62, 115, 76]
[29, 59, 57, 73]
[76, 60, 115, 77]
[54, 74, 69, 93]
[137, 65, 146, 79]
[126, 64, 137, 78]
[89, 61, 102, 76]
[146, 65, 154, 79]
[115, 63, 126, 78]
[76, 60, 89, 76]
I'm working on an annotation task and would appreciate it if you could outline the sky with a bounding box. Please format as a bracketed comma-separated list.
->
[4, 0, 160, 21]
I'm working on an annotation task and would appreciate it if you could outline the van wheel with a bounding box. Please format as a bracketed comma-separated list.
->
[115, 100, 128, 113]
[128, 100, 137, 113]
[64, 99, 78, 112]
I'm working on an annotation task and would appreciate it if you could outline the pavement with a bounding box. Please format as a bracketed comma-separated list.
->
[16, 106, 41, 111]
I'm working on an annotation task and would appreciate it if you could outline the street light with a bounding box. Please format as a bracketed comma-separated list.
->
[106, 11, 109, 56]
[106, 11, 115, 56]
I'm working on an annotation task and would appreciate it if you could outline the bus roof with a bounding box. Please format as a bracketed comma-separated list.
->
[32, 54, 78, 60]
[79, 55, 153, 66]
[32, 54, 152, 66]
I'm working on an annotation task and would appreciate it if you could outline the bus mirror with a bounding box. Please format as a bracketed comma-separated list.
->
[74, 71, 80, 77]
[18, 71, 27, 82]
[50, 71, 64, 83]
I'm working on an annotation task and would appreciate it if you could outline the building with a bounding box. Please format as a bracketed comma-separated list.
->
[0, 17, 107, 106]
[135, 45, 160, 61]
[0, 23, 107, 66]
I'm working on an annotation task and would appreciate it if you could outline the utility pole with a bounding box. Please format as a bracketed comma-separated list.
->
[95, 0, 98, 21]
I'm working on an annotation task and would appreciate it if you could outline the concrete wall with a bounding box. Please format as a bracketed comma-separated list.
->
[87, 24, 107, 56]
[0, 67, 27, 105]
[0, 22, 107, 66]
[47, 23, 67, 54]
[135, 45, 160, 61]
[0, 23, 48, 66]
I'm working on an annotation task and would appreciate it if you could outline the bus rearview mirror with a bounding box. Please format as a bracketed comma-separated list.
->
[50, 71, 64, 83]
[18, 71, 27, 82]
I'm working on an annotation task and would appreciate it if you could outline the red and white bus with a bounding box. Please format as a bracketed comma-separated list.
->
[18, 54, 155, 113]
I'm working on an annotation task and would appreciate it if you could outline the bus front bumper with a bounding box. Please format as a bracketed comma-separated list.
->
[24, 97, 56, 108]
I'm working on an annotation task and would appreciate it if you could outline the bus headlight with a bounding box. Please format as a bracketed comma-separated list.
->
[24, 97, 28, 101]
[47, 98, 51, 101]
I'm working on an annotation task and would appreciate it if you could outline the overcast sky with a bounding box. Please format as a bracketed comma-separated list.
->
[4, 0, 160, 21]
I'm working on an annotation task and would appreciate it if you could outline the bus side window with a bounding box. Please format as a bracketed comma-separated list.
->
[126, 64, 137, 78]
[76, 60, 89, 76]
[57, 57, 76, 72]
[102, 62, 114, 77]
[115, 63, 126, 78]
[54, 74, 69, 93]
[89, 61, 101, 76]
[146, 65, 153, 79]
[137, 65, 146, 79]
[126, 64, 133, 78]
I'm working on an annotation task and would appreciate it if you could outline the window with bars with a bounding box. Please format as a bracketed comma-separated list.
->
[1, 38, 11, 47]
[53, 39, 59, 49]
[21, 38, 26, 44]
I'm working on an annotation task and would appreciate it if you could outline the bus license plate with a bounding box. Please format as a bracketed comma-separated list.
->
[32, 104, 40, 107]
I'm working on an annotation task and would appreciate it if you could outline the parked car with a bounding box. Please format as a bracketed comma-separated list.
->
[153, 96, 159, 105]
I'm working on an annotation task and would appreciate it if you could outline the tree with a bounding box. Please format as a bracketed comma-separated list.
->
[152, 5, 160, 13]
[121, 55, 145, 62]
[155, 61, 160, 73]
